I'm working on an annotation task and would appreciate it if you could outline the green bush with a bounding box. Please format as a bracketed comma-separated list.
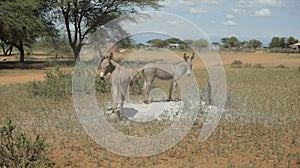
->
[231, 60, 243, 68]
[130, 74, 144, 95]
[0, 118, 55, 167]
[95, 75, 111, 93]
[275, 64, 287, 68]
[27, 67, 72, 100]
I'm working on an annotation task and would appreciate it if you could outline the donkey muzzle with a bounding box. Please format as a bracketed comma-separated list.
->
[100, 72, 105, 80]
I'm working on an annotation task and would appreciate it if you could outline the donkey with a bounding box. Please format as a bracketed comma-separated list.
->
[141, 53, 195, 103]
[100, 53, 131, 120]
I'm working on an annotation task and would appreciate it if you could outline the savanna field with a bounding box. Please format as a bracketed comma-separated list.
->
[0, 50, 299, 167]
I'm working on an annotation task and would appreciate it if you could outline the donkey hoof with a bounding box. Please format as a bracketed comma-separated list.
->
[144, 100, 149, 104]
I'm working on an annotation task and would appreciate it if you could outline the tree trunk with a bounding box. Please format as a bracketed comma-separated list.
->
[73, 44, 83, 62]
[19, 46, 25, 62]
[15, 41, 25, 62]
[7, 45, 13, 56]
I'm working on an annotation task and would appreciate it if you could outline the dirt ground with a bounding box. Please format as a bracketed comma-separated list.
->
[0, 50, 299, 167]
[1, 50, 299, 85]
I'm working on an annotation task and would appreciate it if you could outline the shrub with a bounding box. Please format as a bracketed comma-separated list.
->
[253, 64, 264, 68]
[130, 74, 144, 95]
[27, 67, 72, 100]
[95, 75, 111, 93]
[0, 118, 55, 167]
[231, 60, 243, 68]
[275, 64, 287, 68]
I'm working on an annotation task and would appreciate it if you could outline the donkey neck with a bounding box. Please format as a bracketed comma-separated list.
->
[174, 61, 188, 78]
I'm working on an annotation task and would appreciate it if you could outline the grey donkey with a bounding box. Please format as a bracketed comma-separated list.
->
[100, 53, 131, 120]
[141, 53, 195, 103]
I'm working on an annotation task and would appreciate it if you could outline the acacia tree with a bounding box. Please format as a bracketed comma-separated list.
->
[287, 36, 298, 46]
[247, 39, 262, 50]
[269, 37, 286, 48]
[55, 0, 161, 61]
[0, 0, 56, 62]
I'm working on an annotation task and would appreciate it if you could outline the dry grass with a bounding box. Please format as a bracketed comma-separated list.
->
[0, 50, 300, 167]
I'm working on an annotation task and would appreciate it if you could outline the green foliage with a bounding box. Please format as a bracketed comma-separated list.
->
[192, 38, 209, 51]
[0, 118, 55, 167]
[275, 64, 287, 68]
[253, 64, 264, 68]
[27, 67, 72, 100]
[247, 39, 262, 49]
[287, 36, 298, 46]
[231, 60, 243, 68]
[221, 36, 242, 49]
[95, 75, 111, 93]
[269, 37, 286, 48]
[130, 74, 144, 95]
[146, 39, 168, 48]
[56, 0, 161, 60]
[0, 0, 55, 61]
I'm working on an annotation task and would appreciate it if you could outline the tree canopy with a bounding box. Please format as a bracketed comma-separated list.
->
[54, 0, 161, 61]
[0, 0, 56, 62]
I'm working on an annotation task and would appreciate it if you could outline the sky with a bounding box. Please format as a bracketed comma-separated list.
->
[125, 0, 300, 46]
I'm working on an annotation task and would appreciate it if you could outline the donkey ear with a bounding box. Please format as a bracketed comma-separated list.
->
[183, 53, 188, 61]
[109, 52, 113, 59]
[190, 53, 195, 60]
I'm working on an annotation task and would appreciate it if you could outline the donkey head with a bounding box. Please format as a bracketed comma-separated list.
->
[100, 52, 116, 80]
[183, 53, 195, 76]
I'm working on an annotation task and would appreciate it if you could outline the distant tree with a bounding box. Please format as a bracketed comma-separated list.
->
[287, 36, 298, 46]
[228, 36, 241, 48]
[165, 38, 181, 44]
[0, 0, 56, 62]
[183, 39, 194, 46]
[220, 36, 241, 49]
[146, 39, 167, 48]
[192, 38, 209, 51]
[116, 37, 135, 49]
[269, 37, 286, 48]
[135, 43, 145, 48]
[247, 39, 262, 49]
[221, 37, 230, 48]
[54, 0, 161, 61]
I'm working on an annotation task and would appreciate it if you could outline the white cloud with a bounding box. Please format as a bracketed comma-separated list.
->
[178, 0, 225, 6]
[253, 8, 272, 16]
[226, 14, 235, 19]
[159, 0, 171, 6]
[189, 8, 208, 14]
[223, 20, 237, 26]
[230, 8, 249, 15]
[237, 0, 283, 8]
[178, 0, 198, 6]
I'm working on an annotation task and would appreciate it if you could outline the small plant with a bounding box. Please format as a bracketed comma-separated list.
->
[231, 60, 243, 68]
[27, 67, 72, 100]
[0, 118, 55, 167]
[253, 64, 264, 68]
[276, 64, 287, 68]
[130, 74, 144, 95]
[95, 75, 111, 93]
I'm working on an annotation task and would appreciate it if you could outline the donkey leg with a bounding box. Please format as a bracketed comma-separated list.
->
[143, 78, 154, 104]
[167, 80, 174, 101]
[173, 81, 179, 101]
[119, 101, 124, 120]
